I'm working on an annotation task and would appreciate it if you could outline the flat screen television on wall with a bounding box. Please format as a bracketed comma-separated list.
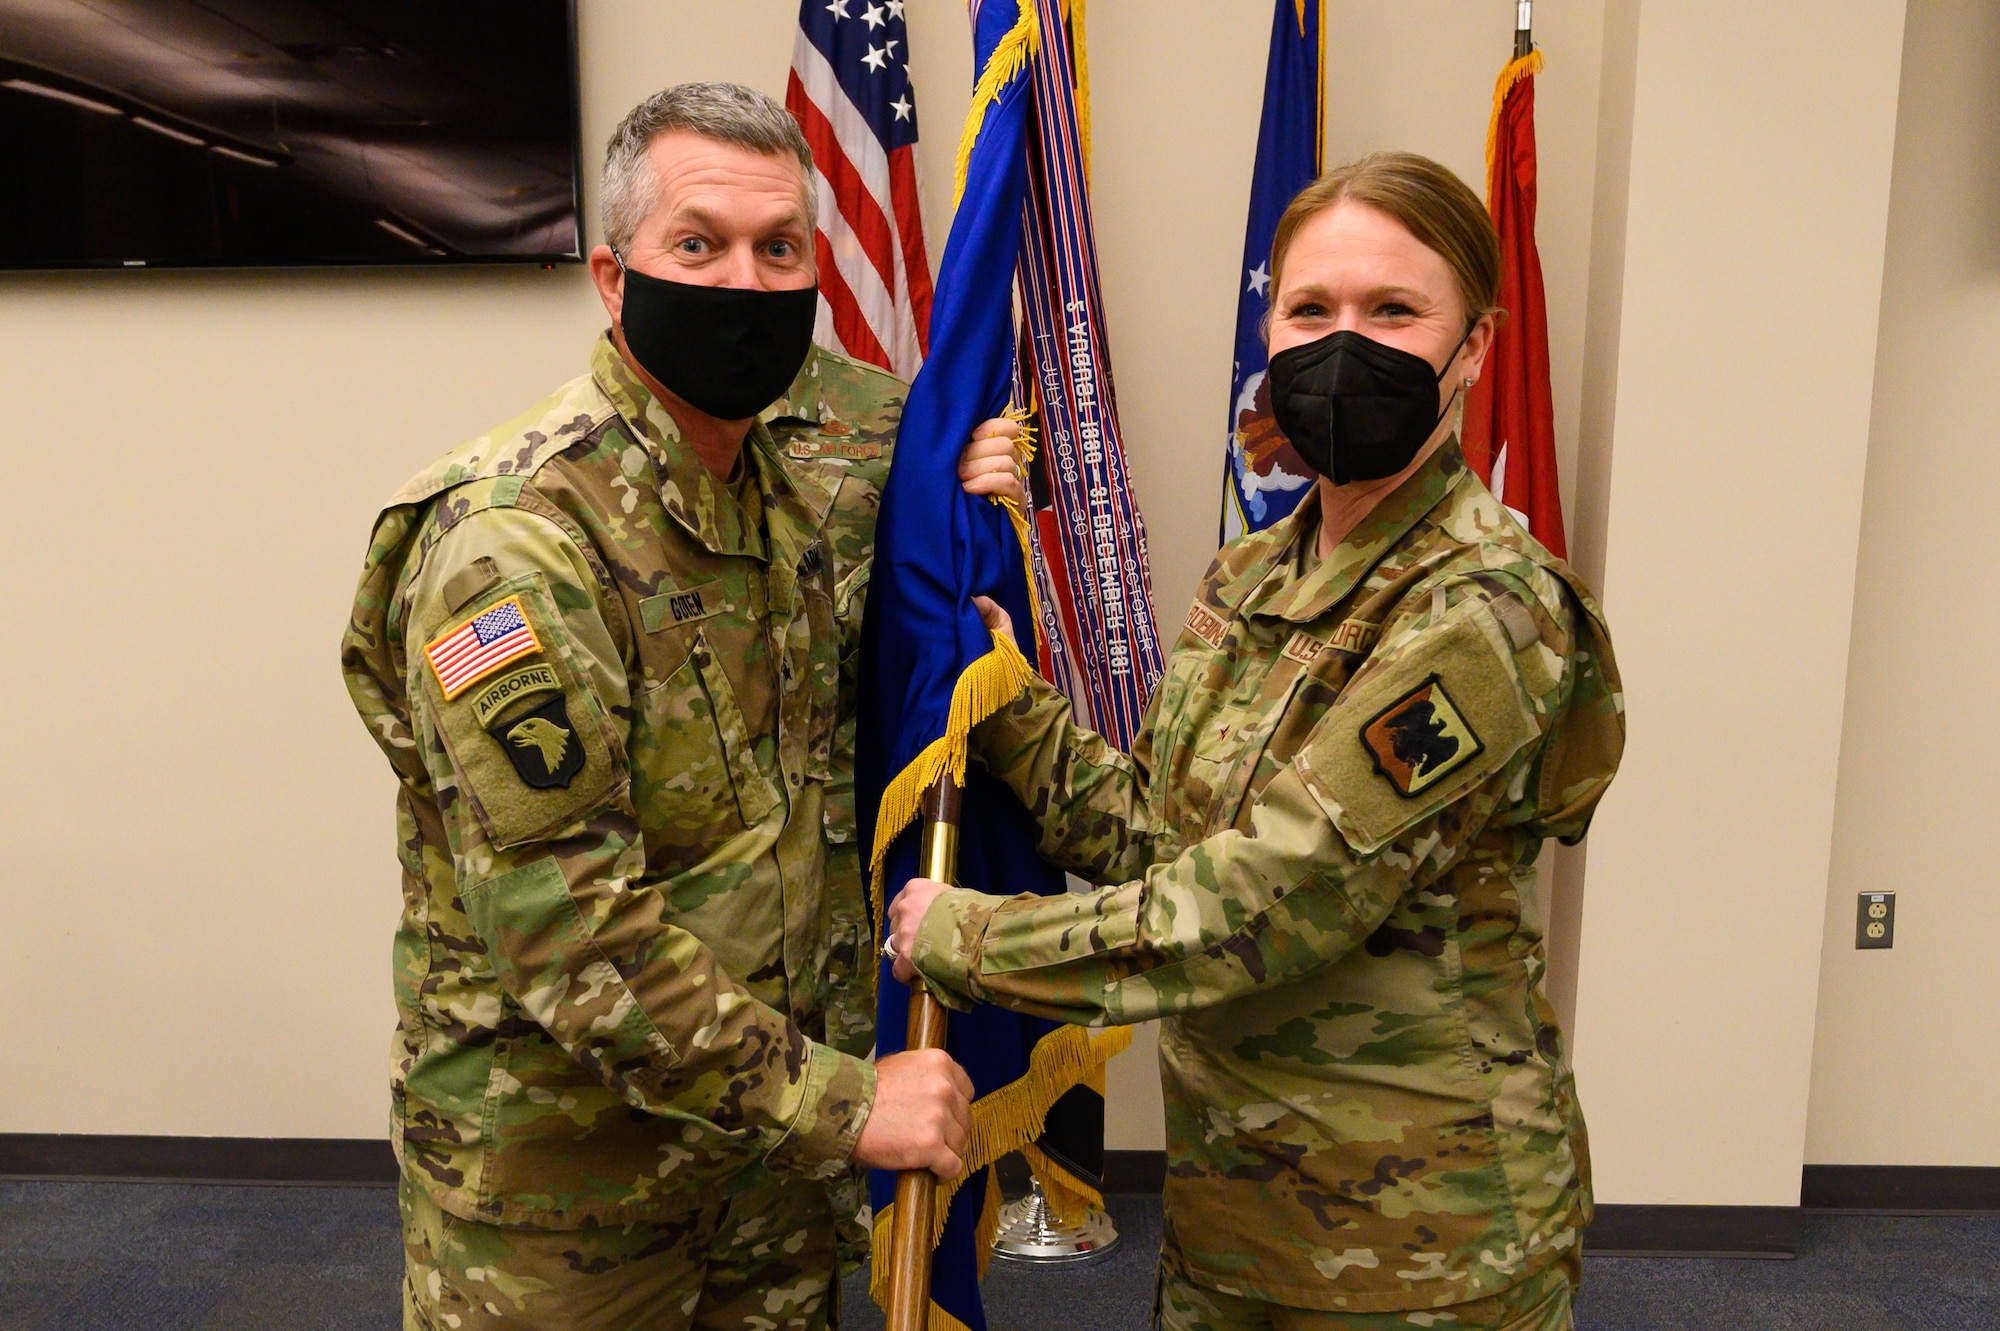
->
[0, 0, 583, 269]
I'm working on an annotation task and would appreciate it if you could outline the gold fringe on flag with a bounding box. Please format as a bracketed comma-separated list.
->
[953, 6, 1040, 207]
[1022, 1142, 1099, 1227]
[866, 625, 1036, 926]
[873, 5, 1131, 1323]
[870, 1025, 1134, 1318]
[1483, 49, 1544, 204]
[1018, 1048, 1113, 1226]
[952, 0, 1094, 206]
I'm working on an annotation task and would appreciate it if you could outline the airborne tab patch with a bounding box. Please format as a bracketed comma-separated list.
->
[1360, 674, 1484, 798]
[426, 596, 542, 700]
[489, 694, 585, 790]
[469, 663, 561, 729]
[1184, 601, 1229, 650]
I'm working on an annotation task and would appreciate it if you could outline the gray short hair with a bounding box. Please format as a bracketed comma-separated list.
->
[600, 82, 817, 253]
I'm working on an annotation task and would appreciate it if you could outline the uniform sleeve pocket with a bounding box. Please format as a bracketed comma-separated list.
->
[419, 574, 622, 851]
[1295, 597, 1540, 857]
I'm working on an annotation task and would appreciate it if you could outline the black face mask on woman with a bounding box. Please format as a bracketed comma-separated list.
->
[612, 248, 819, 421]
[1266, 326, 1472, 485]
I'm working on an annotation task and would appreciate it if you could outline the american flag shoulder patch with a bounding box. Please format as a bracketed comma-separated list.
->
[426, 595, 543, 700]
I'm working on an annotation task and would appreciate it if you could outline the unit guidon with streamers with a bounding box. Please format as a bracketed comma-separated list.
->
[425, 596, 542, 700]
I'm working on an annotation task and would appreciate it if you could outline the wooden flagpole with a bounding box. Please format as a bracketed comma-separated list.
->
[885, 773, 961, 1331]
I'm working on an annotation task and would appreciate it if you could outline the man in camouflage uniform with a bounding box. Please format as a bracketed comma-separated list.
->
[890, 440, 1623, 1327]
[343, 84, 1003, 1330]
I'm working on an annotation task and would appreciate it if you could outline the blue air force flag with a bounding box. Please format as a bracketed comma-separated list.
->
[1221, 0, 1326, 541]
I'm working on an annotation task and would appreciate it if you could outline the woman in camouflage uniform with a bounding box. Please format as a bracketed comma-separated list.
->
[891, 154, 1625, 1330]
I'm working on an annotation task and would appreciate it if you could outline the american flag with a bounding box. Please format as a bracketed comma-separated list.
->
[787, 0, 934, 379]
[425, 596, 541, 700]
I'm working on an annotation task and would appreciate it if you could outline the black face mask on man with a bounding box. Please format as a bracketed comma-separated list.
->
[1266, 326, 1473, 485]
[611, 248, 819, 421]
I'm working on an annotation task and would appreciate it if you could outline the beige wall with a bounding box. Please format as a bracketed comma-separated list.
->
[1565, 0, 1909, 1205]
[0, 0, 979, 1139]
[6, 0, 1984, 1200]
[0, 1, 1608, 1152]
[1804, 0, 2000, 1168]
[1086, 1, 1610, 1150]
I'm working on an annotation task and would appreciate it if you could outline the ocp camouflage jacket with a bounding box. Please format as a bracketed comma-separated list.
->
[911, 442, 1624, 1311]
[343, 336, 898, 1229]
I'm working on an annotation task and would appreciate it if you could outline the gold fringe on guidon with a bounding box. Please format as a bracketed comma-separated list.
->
[869, 1025, 1134, 1321]
[871, 4, 1123, 1323]
[1022, 1143, 1099, 1228]
[1482, 49, 1544, 203]
[865, 625, 1036, 928]
[952, 0, 1093, 208]
[1018, 1039, 1114, 1226]
[953, 4, 1038, 207]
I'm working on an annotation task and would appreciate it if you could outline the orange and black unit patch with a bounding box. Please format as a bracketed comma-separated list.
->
[1360, 674, 1484, 798]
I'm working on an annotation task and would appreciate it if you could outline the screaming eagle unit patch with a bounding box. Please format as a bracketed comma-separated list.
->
[489, 695, 585, 790]
[466, 662, 584, 790]
[419, 578, 620, 848]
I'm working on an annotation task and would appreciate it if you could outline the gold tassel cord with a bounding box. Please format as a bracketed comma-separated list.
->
[1483, 49, 1544, 206]
[992, 400, 1047, 663]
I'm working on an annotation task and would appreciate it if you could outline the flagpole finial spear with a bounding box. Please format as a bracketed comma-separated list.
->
[1515, 0, 1533, 60]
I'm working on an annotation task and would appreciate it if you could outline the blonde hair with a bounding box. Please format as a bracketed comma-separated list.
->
[1269, 151, 1501, 327]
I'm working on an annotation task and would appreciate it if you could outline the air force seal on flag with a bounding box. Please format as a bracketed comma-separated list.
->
[1360, 673, 1484, 798]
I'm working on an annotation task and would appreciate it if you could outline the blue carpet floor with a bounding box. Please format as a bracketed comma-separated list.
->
[2, 1181, 1995, 1329]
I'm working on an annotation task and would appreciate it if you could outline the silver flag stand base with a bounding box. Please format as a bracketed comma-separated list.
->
[989, 1179, 1121, 1265]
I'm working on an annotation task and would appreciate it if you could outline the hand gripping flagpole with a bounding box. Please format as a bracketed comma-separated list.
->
[885, 773, 961, 1331]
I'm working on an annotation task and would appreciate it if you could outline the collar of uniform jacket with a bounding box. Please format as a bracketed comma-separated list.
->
[1240, 438, 1472, 625]
[588, 333, 840, 560]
